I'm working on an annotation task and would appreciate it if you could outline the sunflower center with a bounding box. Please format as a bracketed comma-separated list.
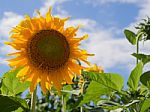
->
[27, 30, 70, 71]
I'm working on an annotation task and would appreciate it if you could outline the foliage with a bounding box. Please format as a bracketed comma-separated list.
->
[0, 95, 29, 112]
[0, 17, 150, 112]
[1, 68, 30, 96]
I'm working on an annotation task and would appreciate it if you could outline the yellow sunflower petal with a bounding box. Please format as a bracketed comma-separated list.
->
[69, 34, 88, 44]
[51, 72, 63, 91]
[68, 60, 82, 75]
[40, 76, 47, 94]
[29, 72, 40, 93]
[7, 55, 24, 62]
[46, 7, 52, 23]
[9, 58, 27, 67]
[64, 70, 73, 84]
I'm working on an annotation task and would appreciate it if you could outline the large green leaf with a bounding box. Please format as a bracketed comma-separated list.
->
[83, 72, 124, 92]
[127, 62, 143, 91]
[0, 95, 29, 112]
[132, 53, 150, 65]
[124, 29, 137, 45]
[80, 72, 124, 105]
[79, 81, 112, 105]
[1, 68, 30, 95]
[140, 71, 150, 88]
[140, 98, 150, 112]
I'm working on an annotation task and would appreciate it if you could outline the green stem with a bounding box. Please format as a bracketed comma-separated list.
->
[135, 32, 143, 111]
[31, 87, 37, 112]
[136, 32, 143, 65]
[80, 106, 83, 112]
[136, 40, 139, 64]
[61, 95, 66, 112]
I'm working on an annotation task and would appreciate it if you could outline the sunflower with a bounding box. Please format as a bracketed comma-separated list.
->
[6, 8, 92, 93]
[85, 64, 104, 73]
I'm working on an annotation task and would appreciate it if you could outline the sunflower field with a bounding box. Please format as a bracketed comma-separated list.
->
[0, 7, 150, 112]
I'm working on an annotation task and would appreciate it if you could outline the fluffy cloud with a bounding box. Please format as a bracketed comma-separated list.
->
[0, 57, 8, 65]
[136, 0, 150, 20]
[66, 18, 97, 36]
[39, 0, 70, 17]
[85, 0, 143, 6]
[0, 12, 23, 64]
[84, 28, 134, 69]
[0, 12, 23, 38]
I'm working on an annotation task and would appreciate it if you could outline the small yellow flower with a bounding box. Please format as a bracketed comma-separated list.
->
[6, 8, 92, 93]
[86, 64, 104, 73]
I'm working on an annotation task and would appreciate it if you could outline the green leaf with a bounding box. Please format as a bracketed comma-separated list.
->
[1, 81, 9, 95]
[140, 98, 150, 112]
[63, 85, 72, 91]
[12, 107, 24, 112]
[1, 68, 30, 95]
[140, 71, 150, 88]
[83, 72, 124, 92]
[0, 95, 29, 112]
[124, 29, 137, 45]
[80, 72, 124, 105]
[80, 81, 112, 105]
[127, 62, 143, 91]
[132, 53, 150, 65]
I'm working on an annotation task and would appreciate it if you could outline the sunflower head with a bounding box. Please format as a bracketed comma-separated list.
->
[6, 8, 93, 93]
[85, 64, 104, 73]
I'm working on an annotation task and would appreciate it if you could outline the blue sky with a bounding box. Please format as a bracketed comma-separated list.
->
[0, 0, 150, 83]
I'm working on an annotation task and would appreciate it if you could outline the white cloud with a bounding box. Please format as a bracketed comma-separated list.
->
[0, 12, 23, 38]
[0, 44, 16, 55]
[66, 18, 97, 36]
[0, 12, 23, 64]
[0, 57, 8, 65]
[85, 0, 143, 6]
[39, 0, 70, 16]
[136, 0, 150, 20]
[84, 28, 135, 69]
[55, 5, 69, 17]
[66, 19, 97, 29]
